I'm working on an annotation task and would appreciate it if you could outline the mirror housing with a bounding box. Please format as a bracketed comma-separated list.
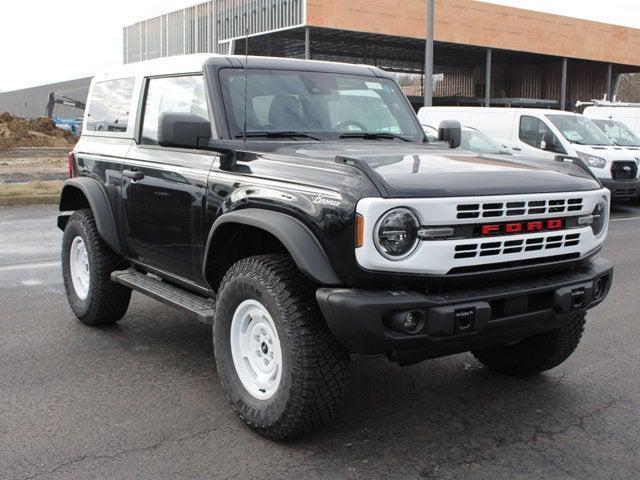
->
[158, 113, 211, 149]
[438, 120, 462, 149]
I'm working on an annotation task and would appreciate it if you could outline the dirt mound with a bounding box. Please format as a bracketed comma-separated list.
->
[0, 112, 76, 149]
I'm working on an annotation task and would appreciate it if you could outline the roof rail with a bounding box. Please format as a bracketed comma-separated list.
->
[576, 95, 640, 109]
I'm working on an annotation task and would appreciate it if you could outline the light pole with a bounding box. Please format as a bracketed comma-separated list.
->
[424, 0, 435, 107]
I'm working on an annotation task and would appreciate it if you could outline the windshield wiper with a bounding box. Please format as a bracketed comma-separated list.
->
[338, 132, 410, 142]
[234, 131, 322, 140]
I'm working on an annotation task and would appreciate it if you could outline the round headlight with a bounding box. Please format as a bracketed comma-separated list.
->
[374, 208, 420, 260]
[591, 196, 608, 236]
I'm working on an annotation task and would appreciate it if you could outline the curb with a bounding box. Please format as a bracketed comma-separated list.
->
[0, 195, 59, 207]
[0, 147, 71, 158]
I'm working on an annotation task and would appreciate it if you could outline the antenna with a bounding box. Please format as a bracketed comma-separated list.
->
[242, 26, 249, 143]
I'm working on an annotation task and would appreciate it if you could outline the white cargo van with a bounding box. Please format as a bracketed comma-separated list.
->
[418, 107, 640, 199]
[583, 104, 640, 137]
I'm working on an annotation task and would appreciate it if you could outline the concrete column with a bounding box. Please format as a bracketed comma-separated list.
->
[485, 48, 492, 107]
[423, 0, 435, 107]
[560, 57, 568, 110]
[606, 63, 613, 100]
[305, 26, 310, 60]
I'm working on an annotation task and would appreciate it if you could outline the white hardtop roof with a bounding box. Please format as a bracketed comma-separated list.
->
[93, 54, 384, 83]
[93, 54, 216, 82]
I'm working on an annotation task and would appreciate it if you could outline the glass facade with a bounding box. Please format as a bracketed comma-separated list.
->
[123, 0, 305, 63]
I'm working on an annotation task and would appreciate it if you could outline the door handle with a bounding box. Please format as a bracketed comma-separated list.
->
[123, 169, 144, 181]
[512, 147, 522, 151]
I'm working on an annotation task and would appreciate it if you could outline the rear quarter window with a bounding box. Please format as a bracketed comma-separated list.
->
[85, 78, 135, 133]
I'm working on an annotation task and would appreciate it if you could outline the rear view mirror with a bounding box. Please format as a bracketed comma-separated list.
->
[158, 113, 211, 149]
[438, 120, 462, 149]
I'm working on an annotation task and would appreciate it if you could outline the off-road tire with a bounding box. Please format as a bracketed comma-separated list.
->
[471, 314, 586, 377]
[61, 209, 131, 326]
[213, 254, 351, 440]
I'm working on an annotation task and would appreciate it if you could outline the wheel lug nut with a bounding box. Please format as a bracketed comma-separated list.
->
[263, 358, 269, 365]
[256, 351, 262, 357]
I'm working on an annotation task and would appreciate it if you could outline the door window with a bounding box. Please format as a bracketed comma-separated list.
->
[519, 115, 564, 153]
[141, 75, 209, 145]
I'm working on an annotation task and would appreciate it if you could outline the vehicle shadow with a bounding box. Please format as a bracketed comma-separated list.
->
[284, 354, 604, 478]
[95, 294, 615, 479]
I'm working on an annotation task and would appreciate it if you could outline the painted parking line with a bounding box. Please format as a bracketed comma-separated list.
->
[0, 261, 60, 272]
[610, 216, 640, 223]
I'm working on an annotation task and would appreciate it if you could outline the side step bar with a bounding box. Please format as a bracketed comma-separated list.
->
[111, 268, 215, 324]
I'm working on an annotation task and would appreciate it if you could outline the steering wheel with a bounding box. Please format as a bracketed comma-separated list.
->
[334, 120, 368, 133]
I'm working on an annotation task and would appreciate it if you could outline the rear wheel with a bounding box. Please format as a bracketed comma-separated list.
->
[471, 314, 586, 377]
[61, 209, 131, 326]
[213, 254, 351, 440]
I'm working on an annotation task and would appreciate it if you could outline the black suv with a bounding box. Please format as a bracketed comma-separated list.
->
[58, 55, 613, 439]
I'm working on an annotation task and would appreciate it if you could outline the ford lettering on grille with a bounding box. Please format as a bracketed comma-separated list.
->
[479, 218, 565, 236]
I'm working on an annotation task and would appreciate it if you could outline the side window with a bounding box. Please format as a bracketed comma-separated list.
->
[519, 115, 563, 153]
[86, 78, 135, 133]
[141, 75, 209, 145]
[519, 115, 541, 147]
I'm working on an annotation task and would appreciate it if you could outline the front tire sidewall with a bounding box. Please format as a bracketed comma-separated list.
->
[62, 219, 94, 317]
[215, 276, 292, 428]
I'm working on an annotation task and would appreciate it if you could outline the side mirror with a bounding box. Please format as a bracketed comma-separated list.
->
[158, 113, 211, 149]
[438, 120, 462, 149]
[540, 140, 547, 150]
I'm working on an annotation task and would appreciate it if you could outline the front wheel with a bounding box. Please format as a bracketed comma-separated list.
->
[471, 314, 586, 377]
[213, 254, 351, 440]
[61, 209, 131, 326]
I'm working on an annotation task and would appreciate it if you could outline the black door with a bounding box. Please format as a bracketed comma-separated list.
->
[122, 74, 214, 282]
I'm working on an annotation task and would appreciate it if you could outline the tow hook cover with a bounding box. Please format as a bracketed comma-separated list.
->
[554, 282, 593, 313]
[426, 301, 491, 338]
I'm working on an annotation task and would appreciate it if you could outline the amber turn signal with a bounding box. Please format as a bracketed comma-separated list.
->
[355, 213, 364, 248]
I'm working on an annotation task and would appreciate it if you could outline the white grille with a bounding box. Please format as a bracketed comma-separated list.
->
[454, 233, 581, 259]
[456, 198, 584, 220]
[355, 189, 609, 275]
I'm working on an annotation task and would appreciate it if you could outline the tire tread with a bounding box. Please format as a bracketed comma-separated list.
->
[62, 209, 130, 326]
[472, 314, 586, 377]
[215, 254, 350, 440]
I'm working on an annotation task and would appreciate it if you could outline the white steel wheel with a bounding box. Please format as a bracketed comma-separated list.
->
[230, 299, 283, 400]
[69, 236, 90, 300]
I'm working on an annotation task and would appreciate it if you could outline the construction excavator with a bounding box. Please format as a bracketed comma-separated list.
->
[45, 92, 86, 135]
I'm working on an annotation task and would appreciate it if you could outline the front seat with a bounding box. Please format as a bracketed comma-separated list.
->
[268, 94, 302, 130]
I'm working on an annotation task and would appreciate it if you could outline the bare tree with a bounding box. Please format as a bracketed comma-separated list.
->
[616, 73, 640, 102]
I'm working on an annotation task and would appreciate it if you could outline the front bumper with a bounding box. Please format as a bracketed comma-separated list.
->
[317, 258, 613, 360]
[600, 178, 640, 199]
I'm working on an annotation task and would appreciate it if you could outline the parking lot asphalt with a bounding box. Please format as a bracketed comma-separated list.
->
[1, 203, 639, 480]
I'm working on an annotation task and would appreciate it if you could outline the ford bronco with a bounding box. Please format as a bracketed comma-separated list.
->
[58, 54, 613, 439]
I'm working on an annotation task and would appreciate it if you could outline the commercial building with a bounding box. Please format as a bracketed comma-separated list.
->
[2, 0, 640, 117]
[0, 77, 91, 119]
[122, 0, 640, 110]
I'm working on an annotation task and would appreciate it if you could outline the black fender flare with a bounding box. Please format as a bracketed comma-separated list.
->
[58, 177, 123, 255]
[203, 209, 342, 287]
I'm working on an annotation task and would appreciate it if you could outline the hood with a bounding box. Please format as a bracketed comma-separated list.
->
[576, 144, 640, 160]
[258, 142, 601, 198]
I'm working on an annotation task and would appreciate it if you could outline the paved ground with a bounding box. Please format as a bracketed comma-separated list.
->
[1, 203, 639, 480]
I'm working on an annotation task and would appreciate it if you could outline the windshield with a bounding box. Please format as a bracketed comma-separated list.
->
[461, 128, 509, 154]
[592, 119, 640, 147]
[219, 69, 423, 142]
[546, 114, 612, 146]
